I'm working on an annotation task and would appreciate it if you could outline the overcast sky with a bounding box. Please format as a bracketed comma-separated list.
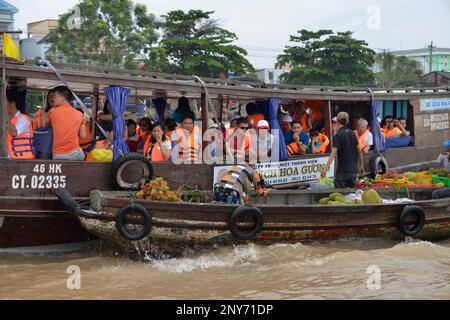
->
[8, 0, 450, 69]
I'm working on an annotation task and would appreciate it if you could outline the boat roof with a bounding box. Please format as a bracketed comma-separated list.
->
[5, 61, 450, 102]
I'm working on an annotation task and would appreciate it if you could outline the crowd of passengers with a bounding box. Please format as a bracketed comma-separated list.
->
[6, 85, 412, 162]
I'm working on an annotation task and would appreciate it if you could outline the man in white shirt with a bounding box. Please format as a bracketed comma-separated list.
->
[6, 90, 34, 159]
[254, 120, 275, 162]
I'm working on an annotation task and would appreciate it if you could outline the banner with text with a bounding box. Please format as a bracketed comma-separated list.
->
[213, 157, 335, 187]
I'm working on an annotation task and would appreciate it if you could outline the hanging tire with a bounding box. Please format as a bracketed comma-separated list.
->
[229, 206, 264, 241]
[112, 153, 153, 191]
[370, 155, 389, 178]
[115, 203, 152, 241]
[398, 205, 425, 237]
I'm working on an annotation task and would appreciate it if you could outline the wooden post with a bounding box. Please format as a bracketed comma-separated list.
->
[90, 84, 99, 145]
[325, 100, 333, 153]
[0, 59, 7, 157]
[201, 93, 208, 151]
[218, 95, 224, 123]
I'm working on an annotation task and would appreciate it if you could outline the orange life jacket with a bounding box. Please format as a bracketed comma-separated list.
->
[78, 122, 92, 151]
[382, 127, 402, 139]
[354, 129, 370, 151]
[8, 112, 35, 159]
[300, 113, 310, 132]
[143, 136, 169, 162]
[315, 133, 329, 154]
[287, 141, 304, 156]
[175, 126, 201, 161]
[33, 108, 47, 130]
[304, 100, 325, 122]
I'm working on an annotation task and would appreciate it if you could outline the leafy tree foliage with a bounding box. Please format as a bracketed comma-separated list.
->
[277, 30, 376, 86]
[46, 0, 158, 68]
[375, 52, 423, 88]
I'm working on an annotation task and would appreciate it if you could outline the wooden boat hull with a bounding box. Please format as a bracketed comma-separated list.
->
[0, 143, 446, 249]
[0, 197, 93, 248]
[69, 189, 450, 257]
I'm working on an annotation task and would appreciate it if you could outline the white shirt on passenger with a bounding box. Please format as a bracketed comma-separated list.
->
[365, 131, 374, 148]
[14, 111, 31, 137]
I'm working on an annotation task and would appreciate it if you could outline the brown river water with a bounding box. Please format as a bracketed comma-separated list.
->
[1, 238, 450, 300]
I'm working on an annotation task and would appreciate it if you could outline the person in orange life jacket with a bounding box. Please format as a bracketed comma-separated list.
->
[246, 102, 265, 129]
[285, 121, 310, 156]
[33, 91, 56, 130]
[307, 129, 329, 154]
[172, 112, 202, 162]
[6, 90, 35, 159]
[305, 100, 326, 132]
[291, 101, 312, 133]
[143, 123, 171, 162]
[136, 117, 153, 154]
[354, 118, 373, 153]
[232, 117, 256, 160]
[321, 112, 364, 189]
[382, 115, 403, 139]
[76, 108, 93, 153]
[44, 86, 87, 161]
[126, 119, 139, 152]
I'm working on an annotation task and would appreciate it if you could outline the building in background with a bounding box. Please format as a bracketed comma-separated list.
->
[255, 66, 291, 85]
[0, 0, 19, 51]
[374, 47, 450, 74]
[20, 19, 58, 60]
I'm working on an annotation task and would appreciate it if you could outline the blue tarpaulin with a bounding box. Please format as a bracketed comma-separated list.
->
[152, 98, 166, 123]
[269, 98, 288, 161]
[104, 86, 131, 161]
[370, 100, 386, 153]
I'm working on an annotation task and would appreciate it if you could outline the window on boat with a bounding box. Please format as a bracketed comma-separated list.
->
[332, 100, 414, 152]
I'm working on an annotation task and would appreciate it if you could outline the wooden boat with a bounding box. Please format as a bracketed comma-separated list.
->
[55, 187, 450, 258]
[1, 61, 450, 248]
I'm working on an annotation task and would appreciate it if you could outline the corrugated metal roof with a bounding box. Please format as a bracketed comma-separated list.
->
[0, 0, 18, 13]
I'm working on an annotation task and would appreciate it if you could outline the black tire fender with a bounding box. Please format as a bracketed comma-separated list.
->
[115, 203, 152, 241]
[398, 205, 425, 237]
[112, 153, 153, 191]
[229, 206, 264, 241]
[370, 155, 389, 178]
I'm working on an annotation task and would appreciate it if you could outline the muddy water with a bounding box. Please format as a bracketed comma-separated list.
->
[1, 238, 450, 300]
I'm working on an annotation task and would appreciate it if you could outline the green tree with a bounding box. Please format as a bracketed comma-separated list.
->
[375, 52, 423, 88]
[276, 30, 375, 86]
[149, 10, 254, 77]
[46, 0, 158, 68]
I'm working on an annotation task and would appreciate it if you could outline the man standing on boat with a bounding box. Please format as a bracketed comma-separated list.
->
[321, 112, 364, 188]
[6, 90, 35, 159]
